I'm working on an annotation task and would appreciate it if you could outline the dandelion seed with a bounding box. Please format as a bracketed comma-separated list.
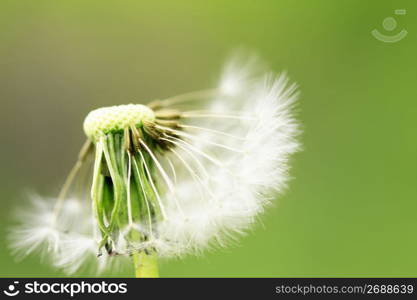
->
[9, 52, 300, 277]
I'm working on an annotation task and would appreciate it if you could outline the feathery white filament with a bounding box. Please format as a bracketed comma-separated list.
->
[156, 53, 300, 256]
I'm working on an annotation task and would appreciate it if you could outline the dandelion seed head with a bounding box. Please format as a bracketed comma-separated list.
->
[10, 51, 301, 275]
[83, 104, 155, 141]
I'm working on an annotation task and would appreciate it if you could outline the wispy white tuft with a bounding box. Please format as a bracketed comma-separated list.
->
[154, 52, 301, 256]
[218, 51, 264, 97]
[8, 194, 105, 274]
[53, 233, 97, 274]
[8, 195, 86, 258]
[8, 195, 60, 259]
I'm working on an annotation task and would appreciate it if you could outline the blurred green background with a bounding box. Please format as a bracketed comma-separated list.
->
[1, 0, 416, 277]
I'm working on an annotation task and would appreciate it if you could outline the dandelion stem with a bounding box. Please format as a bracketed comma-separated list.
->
[132, 251, 159, 278]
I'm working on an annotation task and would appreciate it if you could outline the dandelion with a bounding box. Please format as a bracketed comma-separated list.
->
[9, 52, 300, 277]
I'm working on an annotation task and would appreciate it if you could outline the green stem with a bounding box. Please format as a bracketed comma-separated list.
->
[132, 251, 159, 278]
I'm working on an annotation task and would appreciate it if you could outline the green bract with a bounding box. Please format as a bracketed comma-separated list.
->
[84, 104, 166, 276]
